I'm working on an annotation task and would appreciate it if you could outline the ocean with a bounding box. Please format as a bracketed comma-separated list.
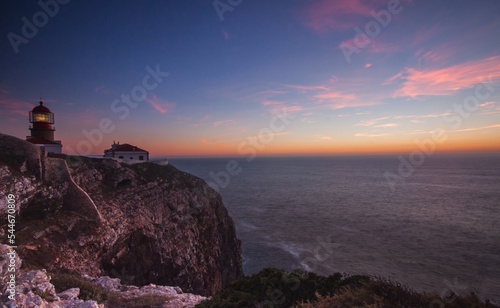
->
[167, 154, 500, 303]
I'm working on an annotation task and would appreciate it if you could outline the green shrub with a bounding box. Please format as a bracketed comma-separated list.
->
[50, 272, 111, 303]
[197, 268, 499, 308]
[106, 293, 173, 308]
[196, 268, 370, 308]
[50, 272, 174, 307]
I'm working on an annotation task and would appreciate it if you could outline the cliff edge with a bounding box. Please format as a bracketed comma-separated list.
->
[0, 134, 243, 296]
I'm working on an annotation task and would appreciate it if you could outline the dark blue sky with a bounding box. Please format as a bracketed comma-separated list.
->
[1, 0, 500, 155]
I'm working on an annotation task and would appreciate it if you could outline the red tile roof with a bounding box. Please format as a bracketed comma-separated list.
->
[26, 136, 59, 145]
[111, 143, 148, 153]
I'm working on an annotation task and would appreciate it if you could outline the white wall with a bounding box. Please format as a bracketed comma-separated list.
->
[113, 151, 148, 161]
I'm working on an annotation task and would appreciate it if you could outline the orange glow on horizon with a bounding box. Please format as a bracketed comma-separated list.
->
[145, 136, 500, 157]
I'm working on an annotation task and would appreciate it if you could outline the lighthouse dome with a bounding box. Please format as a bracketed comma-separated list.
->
[32, 101, 51, 113]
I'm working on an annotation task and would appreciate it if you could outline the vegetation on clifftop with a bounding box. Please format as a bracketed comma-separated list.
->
[197, 268, 498, 308]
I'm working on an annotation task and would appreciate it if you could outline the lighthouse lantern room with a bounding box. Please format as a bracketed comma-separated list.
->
[26, 101, 63, 154]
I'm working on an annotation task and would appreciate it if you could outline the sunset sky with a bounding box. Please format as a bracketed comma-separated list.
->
[1, 0, 499, 156]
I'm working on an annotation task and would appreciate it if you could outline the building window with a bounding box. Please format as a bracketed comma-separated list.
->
[130, 157, 134, 159]
[119, 156, 124, 159]
[139, 156, 144, 160]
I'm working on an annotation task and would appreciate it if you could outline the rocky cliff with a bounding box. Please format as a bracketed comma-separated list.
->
[0, 134, 243, 297]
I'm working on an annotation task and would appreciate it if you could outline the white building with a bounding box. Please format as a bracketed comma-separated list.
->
[104, 142, 149, 162]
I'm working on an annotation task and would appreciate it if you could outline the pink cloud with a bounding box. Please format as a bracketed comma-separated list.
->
[418, 49, 449, 65]
[0, 89, 9, 94]
[479, 101, 495, 107]
[368, 42, 400, 53]
[261, 99, 305, 116]
[326, 100, 381, 111]
[365, 63, 372, 68]
[304, 0, 386, 32]
[315, 135, 332, 141]
[144, 94, 175, 114]
[393, 113, 453, 119]
[339, 36, 400, 56]
[314, 91, 357, 102]
[355, 132, 391, 137]
[191, 115, 211, 127]
[448, 124, 500, 133]
[389, 55, 500, 97]
[374, 123, 399, 128]
[412, 25, 445, 47]
[261, 100, 283, 106]
[0, 98, 35, 116]
[383, 71, 404, 85]
[214, 119, 235, 127]
[222, 29, 230, 40]
[94, 85, 111, 95]
[202, 132, 290, 146]
[286, 106, 304, 113]
[282, 80, 383, 111]
[304, 0, 411, 32]
[282, 84, 330, 92]
[354, 116, 390, 126]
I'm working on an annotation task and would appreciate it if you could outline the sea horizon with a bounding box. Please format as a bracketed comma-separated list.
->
[169, 154, 500, 303]
[152, 151, 500, 160]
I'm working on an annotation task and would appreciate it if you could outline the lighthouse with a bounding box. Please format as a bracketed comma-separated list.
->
[26, 101, 63, 154]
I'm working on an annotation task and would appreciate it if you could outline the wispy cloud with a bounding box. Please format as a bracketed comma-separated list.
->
[393, 112, 453, 119]
[479, 101, 495, 107]
[202, 132, 290, 146]
[214, 119, 235, 126]
[447, 124, 500, 133]
[260, 100, 304, 115]
[374, 123, 399, 128]
[314, 91, 357, 102]
[282, 84, 330, 92]
[261, 100, 283, 106]
[388, 55, 500, 97]
[191, 115, 211, 127]
[354, 116, 390, 126]
[356, 111, 372, 115]
[303, 0, 403, 32]
[144, 94, 175, 114]
[94, 85, 111, 95]
[355, 132, 391, 137]
[315, 135, 332, 141]
[0, 98, 35, 116]
[338, 38, 400, 55]
[354, 112, 454, 127]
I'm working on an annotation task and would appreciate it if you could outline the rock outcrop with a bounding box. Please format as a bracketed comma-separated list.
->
[0, 134, 243, 297]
